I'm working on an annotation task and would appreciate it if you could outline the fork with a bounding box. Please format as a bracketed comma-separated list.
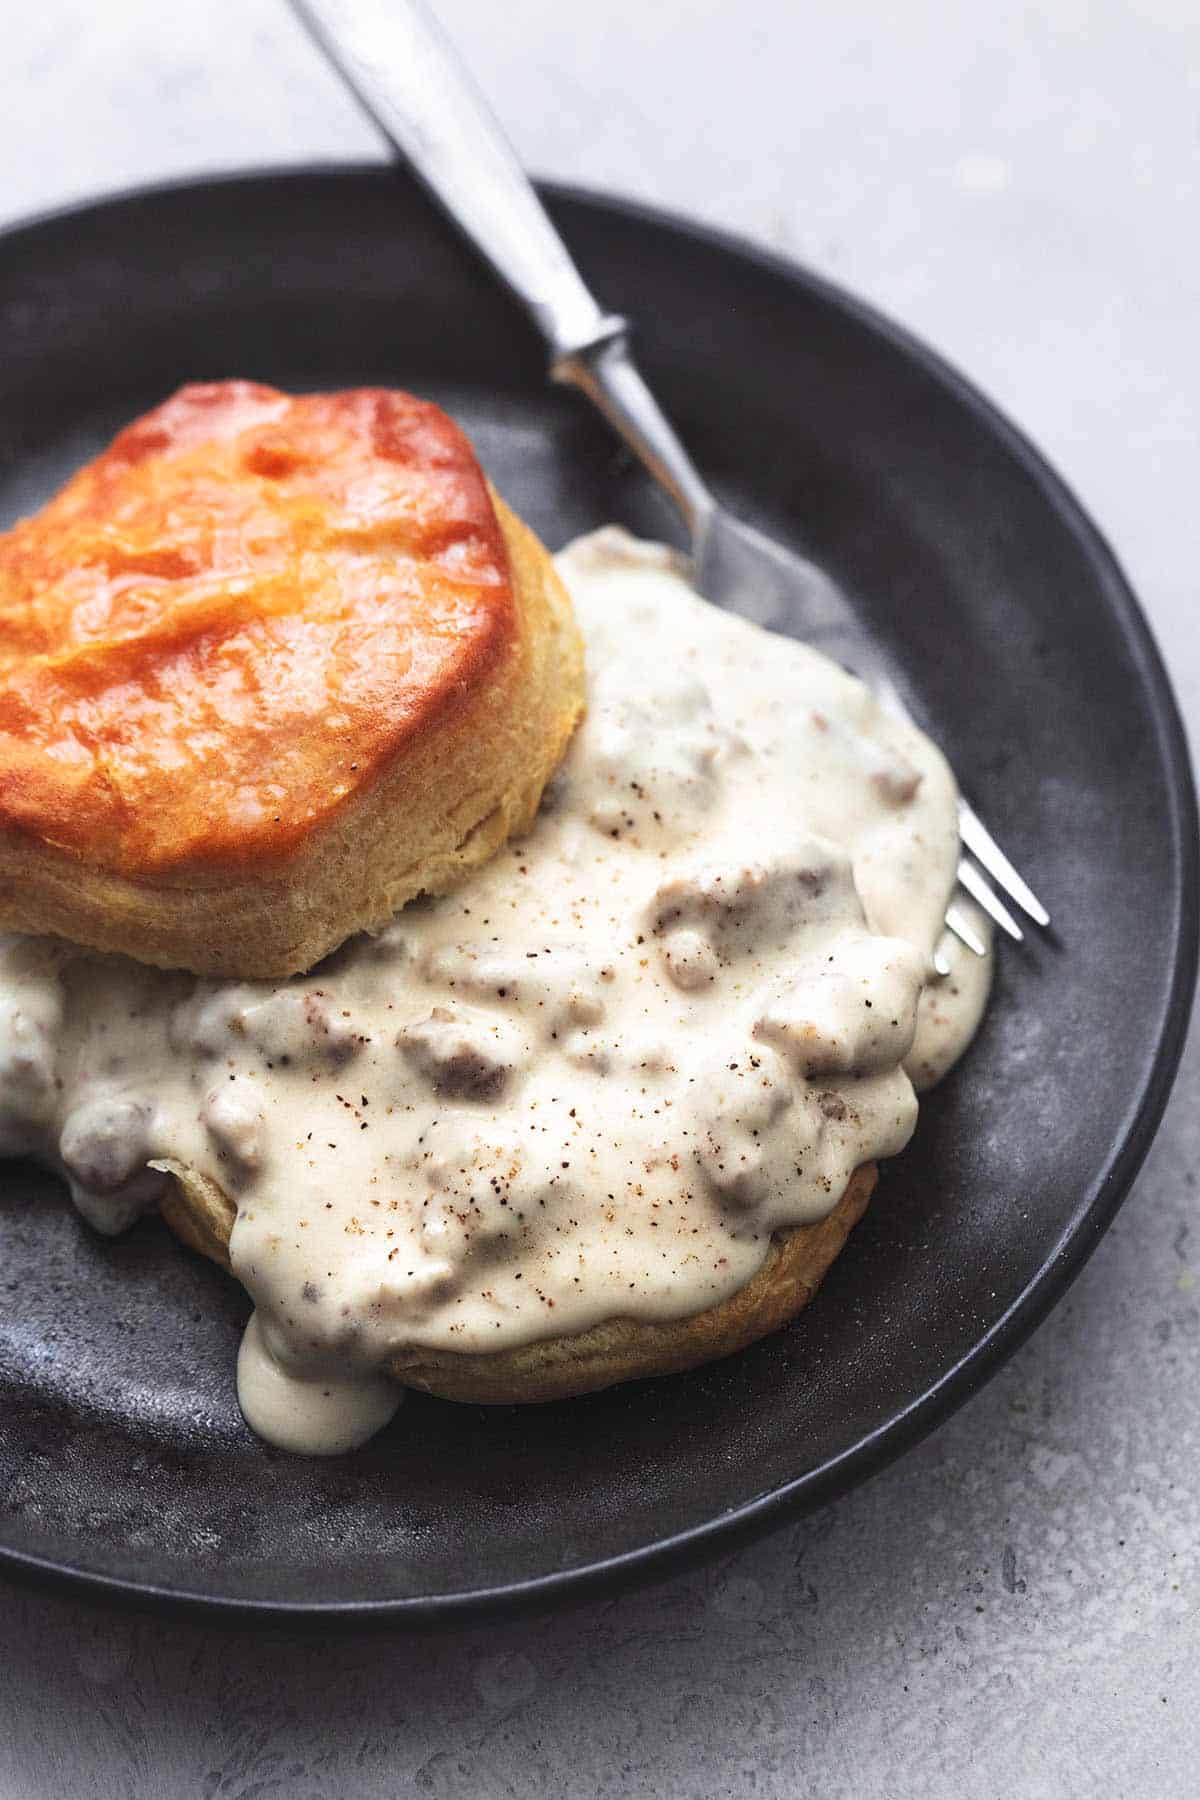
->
[289, 0, 1051, 966]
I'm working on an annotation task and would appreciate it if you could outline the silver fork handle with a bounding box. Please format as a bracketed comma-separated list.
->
[288, 0, 715, 532]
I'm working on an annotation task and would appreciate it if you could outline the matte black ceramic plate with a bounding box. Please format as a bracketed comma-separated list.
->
[0, 168, 1194, 1622]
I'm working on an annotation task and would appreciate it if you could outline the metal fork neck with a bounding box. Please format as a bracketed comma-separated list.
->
[550, 328, 717, 541]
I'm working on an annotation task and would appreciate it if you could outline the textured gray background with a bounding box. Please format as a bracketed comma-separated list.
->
[1, 2, 1198, 1795]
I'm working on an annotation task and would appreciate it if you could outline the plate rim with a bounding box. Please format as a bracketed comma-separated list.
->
[0, 161, 1195, 1625]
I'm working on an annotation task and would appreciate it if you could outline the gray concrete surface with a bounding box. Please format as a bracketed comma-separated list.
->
[1, 2, 1197, 1795]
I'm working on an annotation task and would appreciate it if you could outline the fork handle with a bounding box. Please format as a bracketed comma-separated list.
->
[287, 0, 715, 531]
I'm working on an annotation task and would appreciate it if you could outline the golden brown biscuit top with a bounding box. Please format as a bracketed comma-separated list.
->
[0, 381, 516, 876]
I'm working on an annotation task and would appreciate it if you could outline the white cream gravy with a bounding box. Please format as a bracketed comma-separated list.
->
[0, 529, 991, 1453]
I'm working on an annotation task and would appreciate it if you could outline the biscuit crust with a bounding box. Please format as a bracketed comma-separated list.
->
[0, 383, 584, 978]
[154, 1156, 877, 1405]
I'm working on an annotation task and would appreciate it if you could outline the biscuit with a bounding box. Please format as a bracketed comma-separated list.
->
[0, 382, 584, 978]
[154, 1153, 876, 1405]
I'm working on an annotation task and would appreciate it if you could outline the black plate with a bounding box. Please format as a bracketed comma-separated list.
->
[0, 168, 1194, 1622]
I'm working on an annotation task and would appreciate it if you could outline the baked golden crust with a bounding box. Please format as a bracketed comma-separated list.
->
[153, 1156, 876, 1405]
[0, 384, 584, 978]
